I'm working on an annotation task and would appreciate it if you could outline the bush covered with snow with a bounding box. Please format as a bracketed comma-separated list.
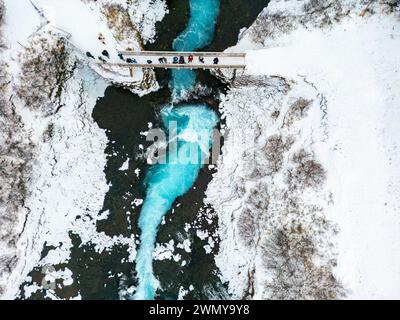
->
[16, 34, 76, 116]
[262, 224, 342, 300]
[263, 134, 295, 175]
[83, 0, 167, 44]
[102, 3, 142, 46]
[0, 0, 4, 49]
[0, 0, 35, 296]
[287, 149, 326, 190]
[249, 0, 399, 45]
[212, 0, 400, 300]
[283, 97, 312, 127]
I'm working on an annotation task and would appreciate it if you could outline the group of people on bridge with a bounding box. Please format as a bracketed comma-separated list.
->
[87, 49, 221, 66]
[159, 55, 219, 65]
[124, 54, 220, 66]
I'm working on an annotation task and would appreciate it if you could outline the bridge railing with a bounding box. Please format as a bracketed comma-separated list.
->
[119, 51, 246, 57]
[101, 63, 246, 69]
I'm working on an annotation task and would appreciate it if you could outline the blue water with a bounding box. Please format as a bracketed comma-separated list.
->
[170, 0, 220, 99]
[134, 0, 220, 300]
[134, 106, 218, 299]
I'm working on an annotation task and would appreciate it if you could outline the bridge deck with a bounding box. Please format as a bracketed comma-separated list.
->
[113, 51, 246, 69]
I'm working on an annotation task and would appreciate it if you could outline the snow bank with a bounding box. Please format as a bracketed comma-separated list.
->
[209, 0, 400, 299]
[0, 0, 165, 298]
[1, 66, 110, 299]
[245, 13, 400, 299]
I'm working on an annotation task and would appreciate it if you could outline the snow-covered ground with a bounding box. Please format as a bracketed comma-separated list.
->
[0, 0, 166, 299]
[208, 0, 400, 299]
[246, 13, 400, 299]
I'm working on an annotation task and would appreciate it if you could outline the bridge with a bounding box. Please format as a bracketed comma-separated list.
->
[100, 51, 246, 71]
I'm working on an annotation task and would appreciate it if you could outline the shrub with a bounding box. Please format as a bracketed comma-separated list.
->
[262, 227, 343, 299]
[263, 134, 294, 174]
[283, 97, 313, 127]
[103, 4, 141, 46]
[250, 14, 294, 44]
[238, 208, 259, 247]
[0, 1, 35, 292]
[16, 35, 75, 115]
[238, 183, 270, 248]
[288, 149, 326, 189]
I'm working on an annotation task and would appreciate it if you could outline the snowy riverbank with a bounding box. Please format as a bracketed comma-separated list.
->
[208, 0, 400, 299]
[0, 0, 166, 299]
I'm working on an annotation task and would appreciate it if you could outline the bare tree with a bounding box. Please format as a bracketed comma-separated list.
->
[0, 0, 4, 49]
[0, 1, 36, 295]
[16, 35, 75, 116]
[288, 149, 326, 190]
[262, 134, 294, 174]
[283, 97, 313, 127]
[262, 226, 343, 300]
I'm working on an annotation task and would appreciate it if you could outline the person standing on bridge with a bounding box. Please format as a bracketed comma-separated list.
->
[179, 56, 185, 64]
[213, 57, 219, 65]
[127, 58, 137, 64]
[199, 55, 205, 64]
[188, 55, 194, 63]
